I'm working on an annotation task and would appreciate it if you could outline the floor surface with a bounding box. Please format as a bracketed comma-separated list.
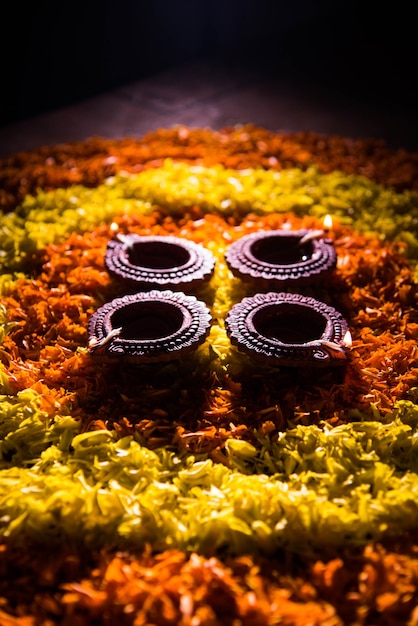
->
[0, 58, 417, 160]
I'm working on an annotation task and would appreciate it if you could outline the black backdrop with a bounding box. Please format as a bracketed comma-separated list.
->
[1, 0, 416, 128]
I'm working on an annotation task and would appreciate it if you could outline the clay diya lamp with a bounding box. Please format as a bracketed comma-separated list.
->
[88, 290, 212, 363]
[225, 291, 351, 367]
[225, 228, 336, 288]
[105, 234, 215, 291]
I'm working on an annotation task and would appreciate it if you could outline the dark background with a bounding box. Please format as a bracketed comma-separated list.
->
[1, 0, 416, 128]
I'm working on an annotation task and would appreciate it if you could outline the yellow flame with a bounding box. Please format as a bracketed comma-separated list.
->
[342, 330, 352, 348]
[323, 214, 333, 230]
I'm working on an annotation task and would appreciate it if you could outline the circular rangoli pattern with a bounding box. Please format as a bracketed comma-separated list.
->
[1, 125, 418, 625]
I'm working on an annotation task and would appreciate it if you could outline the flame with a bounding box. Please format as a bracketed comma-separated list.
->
[342, 330, 352, 348]
[323, 214, 333, 230]
[110, 221, 119, 233]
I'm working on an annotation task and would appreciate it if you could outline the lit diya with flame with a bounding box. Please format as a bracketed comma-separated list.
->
[225, 291, 352, 367]
[105, 233, 216, 292]
[225, 215, 336, 288]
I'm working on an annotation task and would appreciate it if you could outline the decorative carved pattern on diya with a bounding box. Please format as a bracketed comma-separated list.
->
[225, 229, 337, 287]
[88, 290, 212, 363]
[225, 292, 350, 367]
[105, 234, 215, 291]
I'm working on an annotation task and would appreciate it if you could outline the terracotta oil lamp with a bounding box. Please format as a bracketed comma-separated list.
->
[105, 234, 215, 292]
[225, 291, 350, 367]
[88, 290, 212, 363]
[225, 227, 336, 288]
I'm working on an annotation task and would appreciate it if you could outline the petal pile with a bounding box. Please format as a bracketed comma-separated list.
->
[1, 125, 418, 625]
